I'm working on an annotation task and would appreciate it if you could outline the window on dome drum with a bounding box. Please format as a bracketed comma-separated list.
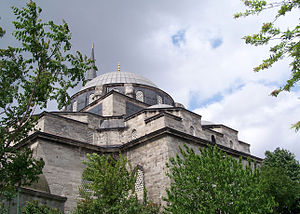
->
[230, 140, 233, 148]
[73, 100, 78, 112]
[89, 93, 94, 104]
[157, 95, 163, 104]
[132, 129, 137, 140]
[136, 90, 144, 102]
[211, 135, 216, 144]
[190, 126, 195, 136]
[135, 167, 144, 193]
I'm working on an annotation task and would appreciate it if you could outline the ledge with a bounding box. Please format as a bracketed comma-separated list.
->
[16, 128, 262, 162]
[202, 124, 238, 133]
[39, 111, 88, 125]
[144, 112, 182, 124]
[20, 187, 67, 202]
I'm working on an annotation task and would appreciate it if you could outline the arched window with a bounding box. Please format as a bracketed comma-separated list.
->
[211, 135, 216, 144]
[73, 100, 78, 112]
[89, 93, 94, 104]
[157, 95, 163, 104]
[135, 167, 144, 193]
[230, 140, 233, 148]
[132, 129, 137, 140]
[136, 90, 144, 102]
[190, 126, 195, 136]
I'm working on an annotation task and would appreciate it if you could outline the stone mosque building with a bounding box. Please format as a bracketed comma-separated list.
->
[14, 47, 262, 213]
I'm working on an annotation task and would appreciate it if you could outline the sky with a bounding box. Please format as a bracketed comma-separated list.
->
[1, 0, 299, 159]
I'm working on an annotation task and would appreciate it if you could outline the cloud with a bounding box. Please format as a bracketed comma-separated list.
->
[1, 0, 299, 159]
[194, 83, 300, 159]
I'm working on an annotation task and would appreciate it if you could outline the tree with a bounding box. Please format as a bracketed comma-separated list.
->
[22, 200, 62, 214]
[0, 0, 93, 204]
[260, 148, 300, 213]
[234, 0, 300, 131]
[74, 153, 159, 214]
[263, 147, 300, 181]
[164, 145, 275, 214]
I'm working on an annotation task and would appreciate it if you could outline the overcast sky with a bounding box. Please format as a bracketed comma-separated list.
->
[1, 0, 299, 159]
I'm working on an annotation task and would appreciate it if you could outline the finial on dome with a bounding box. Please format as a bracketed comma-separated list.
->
[87, 43, 97, 81]
[118, 62, 120, 72]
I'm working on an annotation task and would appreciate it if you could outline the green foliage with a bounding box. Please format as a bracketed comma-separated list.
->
[261, 148, 300, 213]
[164, 145, 275, 214]
[74, 153, 159, 214]
[0, 149, 44, 201]
[0, 0, 93, 203]
[0, 203, 8, 214]
[235, 0, 300, 131]
[22, 200, 62, 214]
[263, 147, 300, 181]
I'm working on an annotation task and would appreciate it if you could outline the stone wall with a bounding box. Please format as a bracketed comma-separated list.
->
[112, 93, 127, 115]
[166, 135, 255, 168]
[125, 136, 170, 205]
[35, 138, 92, 213]
[202, 125, 250, 154]
[102, 94, 114, 116]
[42, 114, 88, 143]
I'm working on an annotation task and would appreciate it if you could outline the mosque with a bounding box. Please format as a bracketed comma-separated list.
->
[13, 46, 262, 213]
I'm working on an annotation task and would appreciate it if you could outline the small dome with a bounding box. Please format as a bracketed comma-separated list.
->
[148, 104, 174, 109]
[82, 72, 157, 90]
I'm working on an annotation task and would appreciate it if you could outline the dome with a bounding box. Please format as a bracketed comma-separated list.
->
[82, 72, 157, 90]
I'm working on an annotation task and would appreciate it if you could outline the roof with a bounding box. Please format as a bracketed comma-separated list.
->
[82, 71, 157, 90]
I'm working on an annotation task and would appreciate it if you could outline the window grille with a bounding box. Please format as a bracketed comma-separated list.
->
[132, 129, 137, 140]
[81, 179, 92, 193]
[135, 168, 144, 193]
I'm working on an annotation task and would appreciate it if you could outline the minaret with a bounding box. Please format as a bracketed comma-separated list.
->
[87, 43, 97, 81]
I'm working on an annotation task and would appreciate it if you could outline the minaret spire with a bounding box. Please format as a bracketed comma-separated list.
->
[87, 43, 97, 81]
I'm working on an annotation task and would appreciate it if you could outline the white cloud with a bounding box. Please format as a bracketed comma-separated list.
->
[194, 83, 300, 159]
[1, 0, 299, 159]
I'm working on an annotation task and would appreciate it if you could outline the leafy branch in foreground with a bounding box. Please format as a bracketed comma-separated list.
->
[235, 0, 300, 131]
[0, 0, 93, 203]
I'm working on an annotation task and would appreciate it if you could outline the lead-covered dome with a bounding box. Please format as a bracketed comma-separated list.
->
[82, 72, 157, 90]
[66, 71, 174, 114]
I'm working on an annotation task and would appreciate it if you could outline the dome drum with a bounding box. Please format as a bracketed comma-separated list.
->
[66, 72, 174, 113]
